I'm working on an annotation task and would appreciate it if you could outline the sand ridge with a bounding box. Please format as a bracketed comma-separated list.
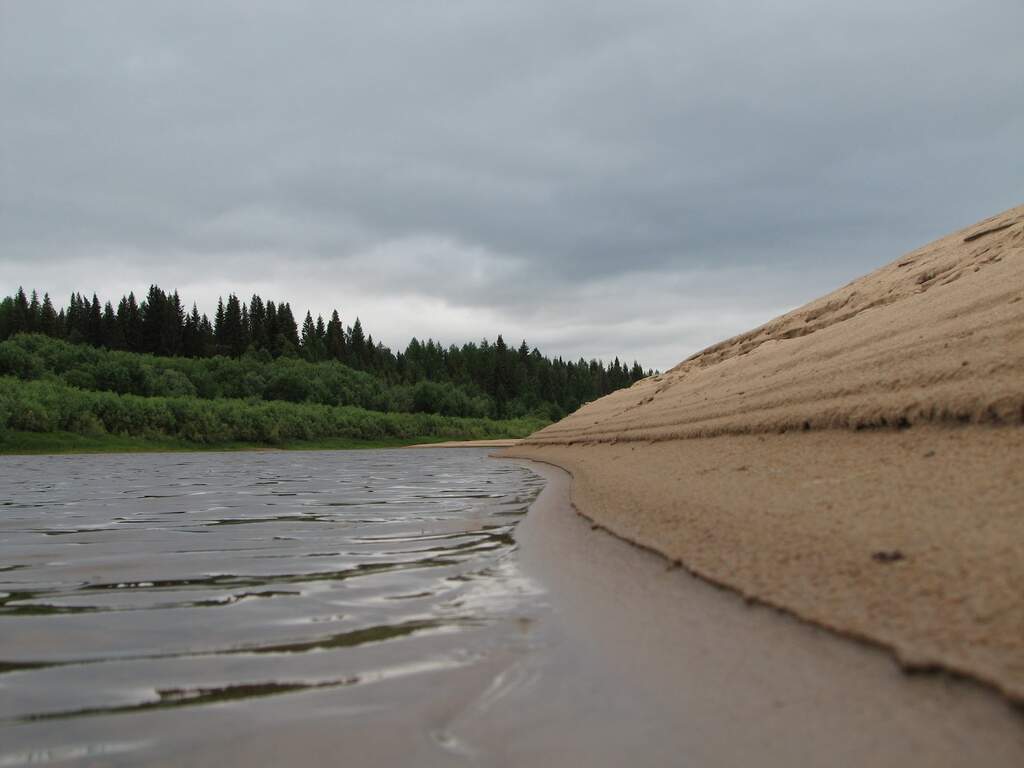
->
[503, 204, 1024, 701]
[524, 204, 1023, 444]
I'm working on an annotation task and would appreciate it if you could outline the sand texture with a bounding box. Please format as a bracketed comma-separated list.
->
[503, 204, 1024, 701]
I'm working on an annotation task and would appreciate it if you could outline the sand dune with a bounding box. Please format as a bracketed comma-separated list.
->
[503, 204, 1024, 701]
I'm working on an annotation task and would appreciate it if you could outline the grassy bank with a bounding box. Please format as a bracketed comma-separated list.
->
[0, 376, 545, 455]
[0, 430, 461, 455]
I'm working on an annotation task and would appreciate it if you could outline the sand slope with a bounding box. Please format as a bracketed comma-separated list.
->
[504, 204, 1024, 701]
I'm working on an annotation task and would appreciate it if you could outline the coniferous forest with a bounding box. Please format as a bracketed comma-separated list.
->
[0, 286, 652, 452]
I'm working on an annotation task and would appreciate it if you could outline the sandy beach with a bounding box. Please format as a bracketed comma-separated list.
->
[504, 204, 1024, 701]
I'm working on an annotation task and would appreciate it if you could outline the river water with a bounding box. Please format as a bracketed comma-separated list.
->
[0, 448, 547, 766]
[4, 449, 1023, 768]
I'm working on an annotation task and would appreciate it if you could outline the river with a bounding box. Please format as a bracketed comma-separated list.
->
[2, 448, 1022, 767]
[0, 448, 546, 765]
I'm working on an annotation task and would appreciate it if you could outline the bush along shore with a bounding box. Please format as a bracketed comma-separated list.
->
[0, 375, 544, 454]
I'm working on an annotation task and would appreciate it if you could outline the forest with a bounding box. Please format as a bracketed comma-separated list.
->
[0, 286, 651, 421]
[0, 286, 651, 451]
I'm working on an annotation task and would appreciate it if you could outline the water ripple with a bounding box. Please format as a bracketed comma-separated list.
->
[0, 448, 545, 756]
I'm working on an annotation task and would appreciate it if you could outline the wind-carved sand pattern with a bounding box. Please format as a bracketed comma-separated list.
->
[505, 204, 1024, 701]
[0, 449, 546, 765]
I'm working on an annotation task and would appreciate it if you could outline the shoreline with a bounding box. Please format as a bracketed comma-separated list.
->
[0, 432, 515, 457]
[489, 458, 1024, 765]
[504, 425, 1024, 704]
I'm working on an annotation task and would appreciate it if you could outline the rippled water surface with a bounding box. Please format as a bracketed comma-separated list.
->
[0, 448, 546, 765]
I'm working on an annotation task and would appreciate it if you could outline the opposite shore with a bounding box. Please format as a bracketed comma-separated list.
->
[0, 431, 521, 456]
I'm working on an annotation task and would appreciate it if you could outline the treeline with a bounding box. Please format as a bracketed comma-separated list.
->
[0, 286, 651, 419]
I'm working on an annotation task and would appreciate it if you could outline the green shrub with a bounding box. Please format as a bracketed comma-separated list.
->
[0, 375, 545, 447]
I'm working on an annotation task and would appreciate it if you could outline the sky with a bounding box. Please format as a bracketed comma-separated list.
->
[2, 1, 1021, 370]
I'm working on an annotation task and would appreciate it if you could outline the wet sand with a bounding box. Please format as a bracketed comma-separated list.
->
[504, 204, 1024, 700]
[492, 461, 1024, 766]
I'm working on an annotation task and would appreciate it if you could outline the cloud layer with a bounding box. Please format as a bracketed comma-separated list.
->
[2, 1, 1022, 368]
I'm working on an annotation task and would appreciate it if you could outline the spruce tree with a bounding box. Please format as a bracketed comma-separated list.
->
[88, 294, 103, 346]
[223, 294, 244, 356]
[300, 310, 318, 361]
[349, 318, 366, 368]
[165, 291, 185, 355]
[123, 292, 144, 354]
[214, 297, 226, 352]
[12, 287, 29, 334]
[27, 291, 40, 332]
[325, 310, 345, 361]
[102, 302, 124, 348]
[182, 303, 202, 357]
[240, 304, 251, 350]
[277, 303, 300, 348]
[248, 295, 267, 350]
[39, 293, 58, 337]
[493, 334, 512, 416]
[199, 313, 215, 354]
[0, 297, 13, 340]
[141, 285, 167, 354]
[264, 301, 279, 355]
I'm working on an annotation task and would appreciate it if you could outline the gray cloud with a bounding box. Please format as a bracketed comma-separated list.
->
[2, 0, 1021, 369]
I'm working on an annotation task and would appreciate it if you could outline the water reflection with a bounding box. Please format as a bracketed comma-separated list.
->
[0, 448, 545, 763]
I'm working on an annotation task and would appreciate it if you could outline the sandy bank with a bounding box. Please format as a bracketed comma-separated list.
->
[503, 204, 1024, 700]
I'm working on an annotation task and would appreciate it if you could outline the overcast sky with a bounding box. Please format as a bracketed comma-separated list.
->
[2, 1, 1021, 369]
